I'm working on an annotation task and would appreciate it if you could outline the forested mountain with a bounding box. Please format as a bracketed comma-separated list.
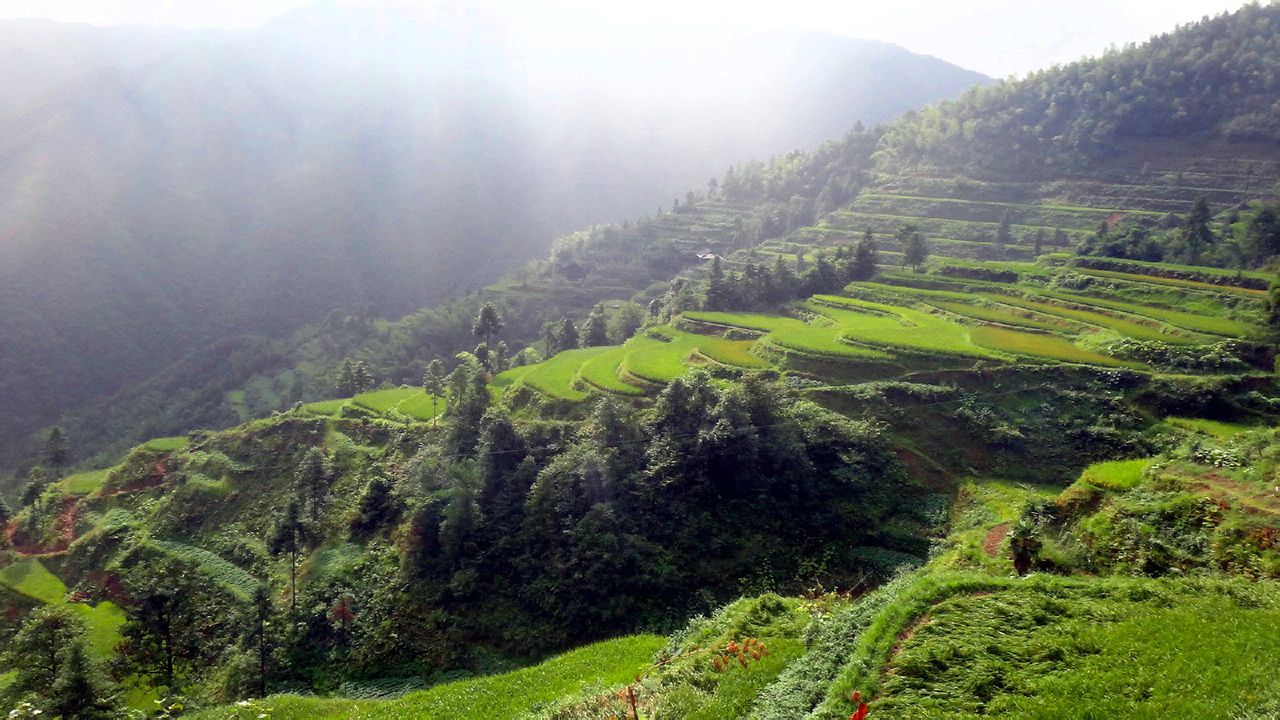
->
[0, 5, 989, 480]
[2, 5, 1280, 718]
[21, 4, 1280, 484]
[875, 2, 1280, 176]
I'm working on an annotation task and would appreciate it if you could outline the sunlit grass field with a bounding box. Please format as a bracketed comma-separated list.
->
[1075, 457, 1153, 491]
[0, 558, 125, 659]
[192, 635, 665, 720]
[871, 579, 1280, 719]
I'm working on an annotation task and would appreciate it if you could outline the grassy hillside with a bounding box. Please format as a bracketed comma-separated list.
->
[4, 6, 1280, 717]
[192, 635, 665, 720]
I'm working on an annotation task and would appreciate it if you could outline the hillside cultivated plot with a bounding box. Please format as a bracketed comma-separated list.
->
[578, 345, 648, 395]
[1166, 416, 1259, 438]
[504, 346, 614, 401]
[0, 558, 125, 660]
[808, 297, 1000, 358]
[930, 300, 1074, 332]
[1038, 288, 1251, 337]
[193, 635, 666, 720]
[1075, 457, 1153, 491]
[61, 468, 111, 495]
[622, 327, 768, 384]
[969, 325, 1133, 366]
[1073, 266, 1270, 299]
[149, 540, 259, 601]
[981, 294, 1196, 343]
[0, 557, 67, 603]
[685, 311, 892, 361]
[499, 327, 769, 401]
[144, 436, 188, 452]
[303, 389, 445, 421]
[872, 581, 1280, 719]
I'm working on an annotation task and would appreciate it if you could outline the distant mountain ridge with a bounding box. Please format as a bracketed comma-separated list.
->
[0, 6, 990, 477]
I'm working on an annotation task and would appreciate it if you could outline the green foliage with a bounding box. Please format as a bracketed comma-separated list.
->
[1076, 457, 1152, 491]
[192, 635, 665, 719]
[116, 557, 243, 693]
[0, 558, 68, 604]
[876, 5, 1280, 175]
[871, 578, 1280, 719]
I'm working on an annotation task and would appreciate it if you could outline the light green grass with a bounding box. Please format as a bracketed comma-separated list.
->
[969, 326, 1132, 366]
[809, 296, 1000, 358]
[302, 399, 348, 417]
[927, 300, 1067, 332]
[389, 391, 446, 421]
[622, 327, 768, 384]
[984, 294, 1195, 343]
[501, 327, 768, 401]
[869, 580, 1280, 719]
[303, 390, 444, 421]
[148, 540, 259, 602]
[1039, 288, 1252, 337]
[0, 558, 67, 603]
[685, 311, 892, 361]
[75, 601, 126, 658]
[517, 346, 615, 400]
[62, 468, 111, 495]
[143, 436, 188, 452]
[0, 558, 124, 662]
[1077, 457, 1153, 491]
[351, 388, 420, 413]
[578, 345, 648, 395]
[1165, 416, 1259, 439]
[193, 635, 666, 720]
[1073, 266, 1270, 299]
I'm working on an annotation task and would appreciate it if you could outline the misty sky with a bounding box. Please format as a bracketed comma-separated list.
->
[0, 0, 1251, 77]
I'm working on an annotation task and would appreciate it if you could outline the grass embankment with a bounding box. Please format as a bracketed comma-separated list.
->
[303, 388, 446, 422]
[193, 635, 665, 720]
[0, 558, 124, 659]
[495, 327, 768, 401]
[869, 577, 1280, 719]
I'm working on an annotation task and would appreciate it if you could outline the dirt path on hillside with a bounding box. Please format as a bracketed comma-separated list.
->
[983, 523, 1009, 556]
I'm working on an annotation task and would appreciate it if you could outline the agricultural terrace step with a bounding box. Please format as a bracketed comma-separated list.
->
[852, 193, 1163, 228]
[822, 210, 1092, 245]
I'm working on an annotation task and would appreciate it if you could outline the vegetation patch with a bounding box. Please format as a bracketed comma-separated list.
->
[872, 579, 1280, 719]
[193, 635, 665, 720]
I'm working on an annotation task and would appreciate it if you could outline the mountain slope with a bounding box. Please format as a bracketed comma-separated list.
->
[0, 8, 989, 478]
[2, 6, 1280, 716]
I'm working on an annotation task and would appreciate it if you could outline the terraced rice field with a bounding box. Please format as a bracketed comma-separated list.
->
[303, 388, 446, 422]
[505, 155, 1273, 405]
[0, 558, 125, 659]
[685, 311, 892, 361]
[61, 468, 111, 495]
[496, 328, 768, 401]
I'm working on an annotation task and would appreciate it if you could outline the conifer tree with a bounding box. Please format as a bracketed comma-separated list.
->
[996, 210, 1013, 245]
[1184, 197, 1214, 262]
[472, 302, 504, 346]
[851, 229, 877, 280]
[899, 224, 929, 272]
[245, 584, 274, 698]
[582, 304, 610, 347]
[43, 427, 68, 480]
[422, 358, 445, 427]
[558, 316, 580, 350]
[269, 498, 307, 615]
[295, 447, 329, 522]
[50, 638, 119, 719]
